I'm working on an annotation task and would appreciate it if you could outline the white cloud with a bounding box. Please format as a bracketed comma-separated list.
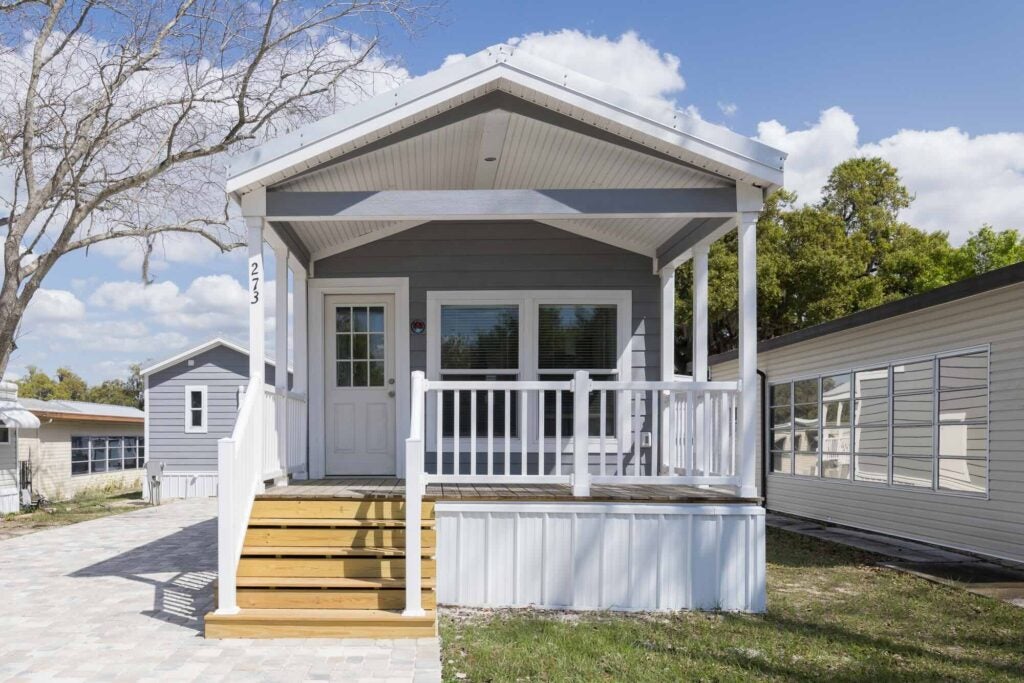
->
[22, 289, 86, 325]
[718, 101, 738, 117]
[756, 107, 1024, 242]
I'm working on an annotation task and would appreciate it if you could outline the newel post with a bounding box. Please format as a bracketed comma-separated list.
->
[403, 370, 426, 617]
[572, 370, 591, 497]
[216, 438, 239, 614]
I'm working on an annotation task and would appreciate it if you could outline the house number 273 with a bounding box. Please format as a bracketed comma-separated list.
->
[250, 261, 260, 304]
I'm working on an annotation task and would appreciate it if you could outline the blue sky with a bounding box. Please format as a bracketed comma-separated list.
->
[12, 1, 1024, 383]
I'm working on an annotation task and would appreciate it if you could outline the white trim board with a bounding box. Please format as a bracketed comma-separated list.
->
[308, 277, 410, 479]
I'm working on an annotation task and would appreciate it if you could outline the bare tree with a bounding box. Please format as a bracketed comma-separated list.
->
[0, 0, 434, 375]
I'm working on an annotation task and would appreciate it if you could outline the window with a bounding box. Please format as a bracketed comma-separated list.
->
[768, 382, 793, 474]
[768, 347, 989, 495]
[821, 373, 851, 479]
[938, 351, 988, 493]
[429, 291, 629, 445]
[439, 304, 519, 437]
[854, 368, 889, 484]
[71, 436, 145, 476]
[184, 385, 208, 434]
[0, 420, 9, 444]
[336, 305, 386, 387]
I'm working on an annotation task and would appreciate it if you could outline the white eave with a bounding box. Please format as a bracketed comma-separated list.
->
[227, 43, 786, 196]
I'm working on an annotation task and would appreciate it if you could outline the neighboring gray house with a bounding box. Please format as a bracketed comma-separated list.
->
[711, 262, 1024, 565]
[142, 338, 289, 498]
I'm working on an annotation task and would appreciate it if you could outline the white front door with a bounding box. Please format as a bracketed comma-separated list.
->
[324, 294, 396, 475]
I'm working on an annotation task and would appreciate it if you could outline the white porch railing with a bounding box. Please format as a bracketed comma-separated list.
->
[216, 378, 263, 614]
[403, 369, 741, 614]
[259, 386, 308, 481]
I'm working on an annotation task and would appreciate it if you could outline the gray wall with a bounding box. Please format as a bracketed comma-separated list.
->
[314, 221, 662, 381]
[147, 345, 281, 471]
[712, 282, 1024, 564]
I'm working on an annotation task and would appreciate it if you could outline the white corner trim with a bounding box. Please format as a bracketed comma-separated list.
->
[308, 277, 410, 479]
[183, 385, 209, 434]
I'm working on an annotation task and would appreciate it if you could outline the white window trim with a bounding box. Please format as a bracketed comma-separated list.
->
[765, 343, 990, 498]
[426, 290, 633, 452]
[184, 385, 208, 434]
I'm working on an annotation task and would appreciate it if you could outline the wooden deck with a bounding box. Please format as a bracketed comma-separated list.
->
[260, 478, 759, 504]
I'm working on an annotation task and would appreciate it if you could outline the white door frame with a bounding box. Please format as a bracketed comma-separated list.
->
[308, 277, 410, 479]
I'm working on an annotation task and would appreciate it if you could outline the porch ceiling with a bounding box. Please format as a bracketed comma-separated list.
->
[274, 103, 733, 193]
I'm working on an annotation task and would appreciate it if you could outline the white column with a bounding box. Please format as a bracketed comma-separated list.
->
[737, 211, 759, 497]
[659, 267, 676, 381]
[572, 370, 591, 497]
[274, 244, 289, 394]
[291, 255, 308, 396]
[245, 217, 266, 384]
[692, 246, 709, 382]
[692, 245, 710, 483]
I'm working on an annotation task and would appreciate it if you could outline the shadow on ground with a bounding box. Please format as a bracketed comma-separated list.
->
[71, 518, 217, 634]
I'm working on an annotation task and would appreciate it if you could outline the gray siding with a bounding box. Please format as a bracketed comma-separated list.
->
[314, 221, 662, 380]
[147, 346, 280, 471]
[712, 283, 1024, 563]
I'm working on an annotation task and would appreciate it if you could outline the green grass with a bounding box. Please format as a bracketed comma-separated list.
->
[440, 528, 1024, 682]
[1, 487, 147, 537]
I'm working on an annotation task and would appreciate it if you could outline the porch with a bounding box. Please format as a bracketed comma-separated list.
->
[210, 44, 785, 635]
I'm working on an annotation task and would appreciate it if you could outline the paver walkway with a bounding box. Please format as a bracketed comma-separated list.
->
[0, 498, 441, 682]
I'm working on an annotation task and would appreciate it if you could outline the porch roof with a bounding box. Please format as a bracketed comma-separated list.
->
[231, 44, 784, 270]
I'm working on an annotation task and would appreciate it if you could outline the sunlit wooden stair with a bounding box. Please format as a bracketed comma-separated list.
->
[205, 498, 436, 639]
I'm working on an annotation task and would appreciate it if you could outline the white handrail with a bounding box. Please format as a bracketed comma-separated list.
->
[216, 377, 263, 614]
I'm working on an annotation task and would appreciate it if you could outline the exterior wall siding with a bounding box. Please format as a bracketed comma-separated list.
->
[711, 283, 1024, 563]
[147, 346, 279, 473]
[0, 439, 17, 513]
[17, 420, 144, 501]
[313, 221, 662, 381]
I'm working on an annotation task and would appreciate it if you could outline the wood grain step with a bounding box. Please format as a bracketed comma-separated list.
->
[237, 557, 436, 579]
[205, 608, 437, 639]
[241, 545, 435, 557]
[236, 588, 437, 610]
[236, 576, 436, 590]
[248, 517, 435, 529]
[251, 499, 434, 521]
[244, 527, 436, 547]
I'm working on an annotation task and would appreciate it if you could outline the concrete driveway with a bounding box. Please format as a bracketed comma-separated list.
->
[0, 498, 440, 682]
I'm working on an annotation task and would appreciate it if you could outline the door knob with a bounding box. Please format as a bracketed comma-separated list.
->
[388, 378, 395, 385]
[388, 390, 396, 398]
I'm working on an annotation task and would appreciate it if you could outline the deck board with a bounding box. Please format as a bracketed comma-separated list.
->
[260, 478, 758, 504]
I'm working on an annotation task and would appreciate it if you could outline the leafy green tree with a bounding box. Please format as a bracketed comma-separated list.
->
[16, 366, 57, 400]
[53, 367, 89, 401]
[86, 380, 137, 409]
[944, 226, 1024, 281]
[674, 157, 1020, 371]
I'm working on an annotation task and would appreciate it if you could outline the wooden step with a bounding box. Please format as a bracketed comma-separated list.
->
[236, 588, 437, 610]
[236, 576, 436, 590]
[241, 545, 435, 557]
[248, 517, 435, 529]
[205, 608, 437, 639]
[244, 527, 436, 547]
[251, 499, 434, 521]
[238, 556, 436, 579]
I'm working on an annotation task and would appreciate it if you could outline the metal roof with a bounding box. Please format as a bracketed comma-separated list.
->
[19, 398, 144, 421]
[227, 44, 786, 196]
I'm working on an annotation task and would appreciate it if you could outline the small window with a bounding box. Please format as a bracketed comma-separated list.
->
[0, 420, 9, 444]
[184, 385, 208, 434]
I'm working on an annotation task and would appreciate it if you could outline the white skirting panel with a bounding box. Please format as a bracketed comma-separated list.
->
[435, 502, 766, 613]
[0, 488, 18, 514]
[148, 471, 219, 499]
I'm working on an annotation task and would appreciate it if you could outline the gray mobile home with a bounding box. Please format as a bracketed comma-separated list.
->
[142, 338, 289, 498]
[711, 262, 1024, 565]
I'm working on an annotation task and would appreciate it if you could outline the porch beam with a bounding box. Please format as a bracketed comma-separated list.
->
[265, 188, 737, 221]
